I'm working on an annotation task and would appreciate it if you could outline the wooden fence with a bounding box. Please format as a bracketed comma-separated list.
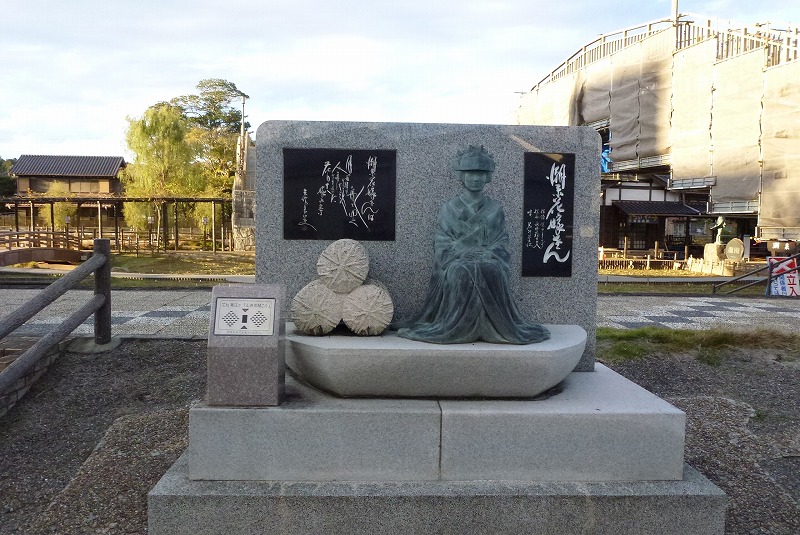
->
[0, 239, 111, 414]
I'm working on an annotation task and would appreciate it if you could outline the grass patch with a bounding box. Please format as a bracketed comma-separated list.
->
[108, 278, 218, 290]
[1, 252, 252, 289]
[696, 348, 725, 366]
[109, 252, 254, 275]
[0, 272, 219, 290]
[598, 266, 770, 296]
[598, 282, 767, 296]
[597, 326, 800, 364]
[603, 340, 650, 361]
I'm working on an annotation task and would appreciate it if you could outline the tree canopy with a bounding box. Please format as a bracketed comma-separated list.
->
[122, 79, 248, 230]
[169, 78, 249, 133]
[128, 78, 249, 196]
[124, 103, 200, 197]
[165, 78, 250, 194]
[0, 157, 16, 196]
[36, 182, 76, 228]
[123, 103, 200, 230]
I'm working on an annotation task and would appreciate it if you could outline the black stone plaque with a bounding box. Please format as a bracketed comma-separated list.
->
[283, 148, 396, 240]
[522, 152, 575, 277]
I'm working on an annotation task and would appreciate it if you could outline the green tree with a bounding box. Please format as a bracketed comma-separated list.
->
[169, 79, 249, 199]
[170, 78, 249, 132]
[123, 104, 201, 232]
[123, 79, 249, 234]
[0, 157, 16, 196]
[36, 182, 77, 228]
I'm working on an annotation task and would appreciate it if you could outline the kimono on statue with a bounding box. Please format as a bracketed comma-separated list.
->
[396, 191, 550, 344]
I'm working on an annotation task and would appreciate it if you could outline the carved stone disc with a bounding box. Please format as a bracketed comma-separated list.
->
[342, 280, 394, 336]
[291, 279, 344, 335]
[316, 239, 369, 293]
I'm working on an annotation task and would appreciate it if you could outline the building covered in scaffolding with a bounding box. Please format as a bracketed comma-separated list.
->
[516, 9, 799, 257]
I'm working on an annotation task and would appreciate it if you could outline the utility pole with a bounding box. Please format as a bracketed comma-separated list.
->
[232, 91, 249, 253]
[238, 94, 247, 180]
[240, 94, 246, 138]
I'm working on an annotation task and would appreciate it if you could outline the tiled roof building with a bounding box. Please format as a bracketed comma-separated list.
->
[11, 155, 126, 196]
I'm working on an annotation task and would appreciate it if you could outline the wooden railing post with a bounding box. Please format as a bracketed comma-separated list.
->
[93, 239, 112, 345]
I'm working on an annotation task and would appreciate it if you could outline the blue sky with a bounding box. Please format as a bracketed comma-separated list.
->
[1, 0, 796, 158]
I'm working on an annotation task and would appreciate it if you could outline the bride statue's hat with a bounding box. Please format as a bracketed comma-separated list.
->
[454, 145, 496, 172]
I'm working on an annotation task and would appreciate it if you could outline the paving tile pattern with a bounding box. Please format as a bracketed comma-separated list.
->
[597, 295, 800, 333]
[0, 289, 798, 339]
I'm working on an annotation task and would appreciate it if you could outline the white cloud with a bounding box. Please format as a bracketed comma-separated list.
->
[0, 0, 794, 158]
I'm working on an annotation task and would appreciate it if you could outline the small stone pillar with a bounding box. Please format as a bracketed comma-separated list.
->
[206, 284, 286, 406]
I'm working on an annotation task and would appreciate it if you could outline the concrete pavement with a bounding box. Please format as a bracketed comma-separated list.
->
[1, 286, 798, 339]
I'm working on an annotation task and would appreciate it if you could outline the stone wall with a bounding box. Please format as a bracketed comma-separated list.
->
[0, 342, 62, 417]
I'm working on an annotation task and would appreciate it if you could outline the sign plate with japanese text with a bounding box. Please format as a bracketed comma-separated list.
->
[213, 298, 276, 336]
[768, 257, 800, 297]
[521, 152, 575, 277]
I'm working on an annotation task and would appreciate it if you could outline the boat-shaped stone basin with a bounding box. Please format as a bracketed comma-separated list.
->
[286, 324, 587, 399]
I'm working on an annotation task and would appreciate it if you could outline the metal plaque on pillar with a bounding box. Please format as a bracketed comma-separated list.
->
[207, 284, 286, 406]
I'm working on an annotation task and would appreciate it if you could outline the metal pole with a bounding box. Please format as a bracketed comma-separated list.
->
[162, 202, 169, 252]
[93, 239, 112, 345]
[174, 202, 179, 251]
[148, 216, 154, 253]
[114, 202, 120, 252]
[211, 201, 217, 253]
[684, 217, 691, 260]
[765, 261, 773, 296]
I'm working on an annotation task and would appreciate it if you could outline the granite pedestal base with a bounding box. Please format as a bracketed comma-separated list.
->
[188, 365, 684, 482]
[150, 366, 724, 534]
[149, 456, 725, 535]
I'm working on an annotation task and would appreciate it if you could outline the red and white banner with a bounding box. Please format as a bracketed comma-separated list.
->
[768, 257, 800, 296]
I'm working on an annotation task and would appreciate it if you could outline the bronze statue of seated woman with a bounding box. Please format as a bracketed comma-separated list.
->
[395, 146, 550, 345]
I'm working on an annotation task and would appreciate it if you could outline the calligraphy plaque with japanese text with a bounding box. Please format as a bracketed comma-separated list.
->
[522, 152, 575, 277]
[283, 148, 396, 240]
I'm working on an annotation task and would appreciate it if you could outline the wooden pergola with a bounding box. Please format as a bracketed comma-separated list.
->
[0, 195, 232, 252]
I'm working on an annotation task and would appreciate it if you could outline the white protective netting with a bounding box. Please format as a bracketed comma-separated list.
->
[760, 60, 800, 230]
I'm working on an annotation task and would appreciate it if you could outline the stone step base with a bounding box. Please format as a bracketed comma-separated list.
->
[188, 364, 685, 482]
[149, 455, 725, 535]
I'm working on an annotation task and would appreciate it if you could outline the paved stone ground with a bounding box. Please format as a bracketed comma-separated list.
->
[597, 295, 800, 332]
[1, 288, 799, 339]
[1, 285, 798, 533]
[0, 289, 212, 339]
